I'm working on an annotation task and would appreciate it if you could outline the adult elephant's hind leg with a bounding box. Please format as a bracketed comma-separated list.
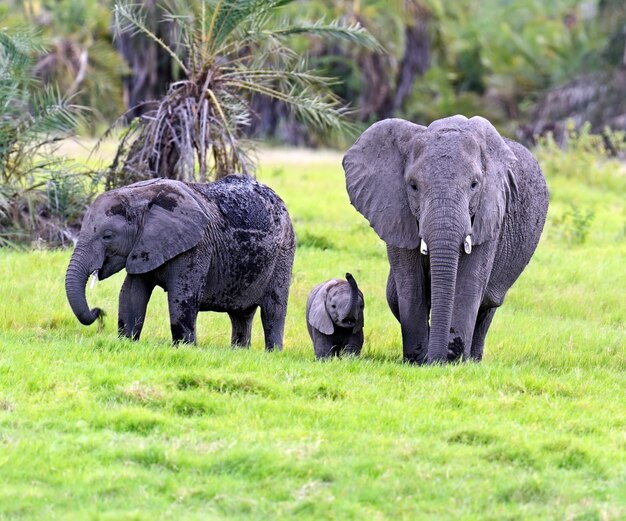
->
[118, 274, 155, 340]
[470, 307, 497, 361]
[228, 306, 257, 348]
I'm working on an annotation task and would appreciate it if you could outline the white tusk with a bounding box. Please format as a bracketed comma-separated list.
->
[90, 270, 98, 289]
[464, 235, 473, 254]
[420, 239, 428, 255]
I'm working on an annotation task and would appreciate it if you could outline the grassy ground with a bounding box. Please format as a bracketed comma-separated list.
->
[0, 145, 625, 520]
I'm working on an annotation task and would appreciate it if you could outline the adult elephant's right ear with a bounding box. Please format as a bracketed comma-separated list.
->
[343, 118, 425, 249]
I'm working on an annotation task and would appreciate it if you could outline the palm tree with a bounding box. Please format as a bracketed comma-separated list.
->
[107, 0, 381, 186]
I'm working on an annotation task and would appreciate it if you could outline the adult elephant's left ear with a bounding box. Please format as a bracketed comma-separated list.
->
[126, 182, 209, 274]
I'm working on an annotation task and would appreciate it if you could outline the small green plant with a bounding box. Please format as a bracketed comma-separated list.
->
[552, 204, 594, 245]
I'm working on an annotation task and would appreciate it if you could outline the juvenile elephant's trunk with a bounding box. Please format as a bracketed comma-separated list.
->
[422, 205, 466, 363]
[65, 245, 103, 326]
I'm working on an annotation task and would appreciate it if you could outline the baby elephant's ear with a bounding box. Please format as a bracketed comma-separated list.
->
[307, 281, 336, 335]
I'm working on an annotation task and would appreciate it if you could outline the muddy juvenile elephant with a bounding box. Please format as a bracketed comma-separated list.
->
[65, 175, 295, 349]
[343, 115, 548, 363]
[306, 273, 365, 358]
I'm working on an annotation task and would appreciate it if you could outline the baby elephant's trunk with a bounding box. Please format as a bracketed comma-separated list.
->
[346, 273, 359, 321]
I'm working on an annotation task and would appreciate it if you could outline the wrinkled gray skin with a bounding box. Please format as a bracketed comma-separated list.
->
[306, 273, 365, 359]
[65, 175, 295, 349]
[343, 115, 548, 364]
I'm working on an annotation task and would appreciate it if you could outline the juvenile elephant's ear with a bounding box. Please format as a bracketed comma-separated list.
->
[343, 119, 425, 249]
[307, 280, 338, 335]
[467, 116, 518, 245]
[126, 182, 209, 274]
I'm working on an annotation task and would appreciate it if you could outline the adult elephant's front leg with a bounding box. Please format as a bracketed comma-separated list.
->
[118, 275, 155, 340]
[387, 246, 430, 364]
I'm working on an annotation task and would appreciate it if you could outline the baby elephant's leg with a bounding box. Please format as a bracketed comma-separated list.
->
[343, 330, 364, 356]
[310, 329, 336, 359]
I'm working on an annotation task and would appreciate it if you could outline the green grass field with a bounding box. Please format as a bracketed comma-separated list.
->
[1, 147, 625, 520]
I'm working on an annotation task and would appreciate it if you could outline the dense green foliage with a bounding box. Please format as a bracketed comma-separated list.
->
[3, 1, 624, 135]
[0, 24, 91, 247]
[1, 146, 624, 519]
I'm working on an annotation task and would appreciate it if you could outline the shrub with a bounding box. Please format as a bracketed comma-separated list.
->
[0, 24, 89, 248]
[535, 121, 626, 192]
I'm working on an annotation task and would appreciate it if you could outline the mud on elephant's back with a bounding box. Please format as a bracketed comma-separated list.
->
[193, 175, 288, 232]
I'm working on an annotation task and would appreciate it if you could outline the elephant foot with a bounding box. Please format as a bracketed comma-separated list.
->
[447, 336, 465, 362]
[403, 352, 427, 365]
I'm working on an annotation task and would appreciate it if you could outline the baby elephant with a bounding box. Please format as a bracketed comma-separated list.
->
[306, 273, 365, 359]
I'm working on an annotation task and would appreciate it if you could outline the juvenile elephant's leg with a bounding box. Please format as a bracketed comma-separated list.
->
[167, 287, 199, 344]
[118, 275, 155, 340]
[260, 254, 292, 351]
[228, 306, 257, 348]
[387, 246, 430, 364]
[260, 293, 287, 351]
[470, 307, 497, 361]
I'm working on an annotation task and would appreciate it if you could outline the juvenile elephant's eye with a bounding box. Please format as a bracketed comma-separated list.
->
[471, 180, 479, 190]
[409, 182, 418, 191]
[102, 231, 113, 241]
[331, 304, 336, 309]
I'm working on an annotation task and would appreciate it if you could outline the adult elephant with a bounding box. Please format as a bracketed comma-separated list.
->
[343, 115, 548, 364]
[65, 175, 295, 349]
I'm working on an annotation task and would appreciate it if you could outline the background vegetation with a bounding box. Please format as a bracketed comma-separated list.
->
[1, 0, 626, 245]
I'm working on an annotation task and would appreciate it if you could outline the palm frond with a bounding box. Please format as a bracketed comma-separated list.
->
[209, 0, 295, 50]
[26, 86, 82, 138]
[269, 19, 384, 52]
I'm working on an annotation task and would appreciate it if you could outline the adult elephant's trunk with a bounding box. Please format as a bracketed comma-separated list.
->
[65, 245, 103, 326]
[422, 205, 466, 363]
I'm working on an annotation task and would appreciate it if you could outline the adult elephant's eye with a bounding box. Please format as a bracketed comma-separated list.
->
[102, 231, 113, 241]
[409, 182, 418, 191]
[471, 180, 479, 190]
